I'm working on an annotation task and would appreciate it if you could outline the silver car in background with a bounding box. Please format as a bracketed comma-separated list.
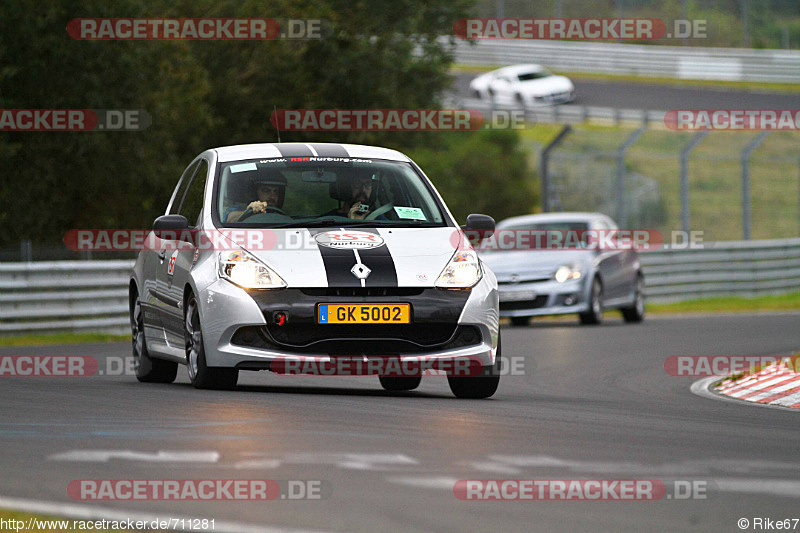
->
[478, 212, 645, 326]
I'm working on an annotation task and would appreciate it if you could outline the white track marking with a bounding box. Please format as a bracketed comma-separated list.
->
[48, 450, 220, 463]
[385, 476, 459, 489]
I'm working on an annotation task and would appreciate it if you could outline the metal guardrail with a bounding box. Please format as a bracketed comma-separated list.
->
[641, 238, 800, 302]
[453, 40, 800, 83]
[2, 240, 800, 334]
[458, 98, 668, 126]
[0, 260, 134, 335]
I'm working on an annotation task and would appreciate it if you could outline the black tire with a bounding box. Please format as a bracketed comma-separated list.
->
[579, 278, 603, 325]
[621, 274, 645, 323]
[448, 337, 502, 399]
[471, 89, 482, 99]
[379, 376, 421, 391]
[510, 316, 530, 327]
[515, 93, 526, 109]
[130, 289, 178, 383]
[185, 293, 238, 390]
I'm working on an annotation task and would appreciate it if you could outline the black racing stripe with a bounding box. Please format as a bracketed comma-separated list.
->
[308, 229, 361, 287]
[309, 144, 350, 157]
[274, 143, 314, 158]
[354, 229, 398, 287]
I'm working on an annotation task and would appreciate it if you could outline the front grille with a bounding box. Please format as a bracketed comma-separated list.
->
[231, 325, 482, 355]
[498, 277, 550, 285]
[500, 295, 548, 311]
[300, 287, 424, 297]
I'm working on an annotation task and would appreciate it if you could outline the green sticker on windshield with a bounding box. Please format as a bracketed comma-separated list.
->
[230, 163, 257, 173]
[394, 207, 426, 220]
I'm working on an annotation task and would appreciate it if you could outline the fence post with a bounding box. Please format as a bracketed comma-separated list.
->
[679, 130, 709, 234]
[615, 126, 648, 227]
[539, 125, 572, 213]
[741, 131, 770, 240]
[20, 239, 33, 262]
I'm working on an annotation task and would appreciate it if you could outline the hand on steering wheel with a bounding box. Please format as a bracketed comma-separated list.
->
[236, 205, 287, 222]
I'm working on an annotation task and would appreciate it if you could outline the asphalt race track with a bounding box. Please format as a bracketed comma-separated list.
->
[1, 312, 799, 532]
[451, 72, 800, 111]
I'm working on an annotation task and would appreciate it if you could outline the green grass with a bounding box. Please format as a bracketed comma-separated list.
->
[452, 64, 800, 94]
[647, 291, 800, 315]
[0, 332, 128, 347]
[518, 124, 800, 241]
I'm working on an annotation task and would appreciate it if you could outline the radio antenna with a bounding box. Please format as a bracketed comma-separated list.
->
[273, 104, 281, 143]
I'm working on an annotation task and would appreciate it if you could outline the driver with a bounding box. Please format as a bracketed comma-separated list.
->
[225, 173, 287, 222]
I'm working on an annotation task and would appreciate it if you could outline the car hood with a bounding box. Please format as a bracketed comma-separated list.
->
[479, 250, 593, 282]
[518, 75, 573, 95]
[235, 227, 461, 287]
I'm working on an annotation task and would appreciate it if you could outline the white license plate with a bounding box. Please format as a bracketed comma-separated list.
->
[499, 290, 537, 302]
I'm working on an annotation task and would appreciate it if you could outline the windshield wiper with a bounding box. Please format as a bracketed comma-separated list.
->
[263, 218, 373, 229]
[255, 218, 443, 229]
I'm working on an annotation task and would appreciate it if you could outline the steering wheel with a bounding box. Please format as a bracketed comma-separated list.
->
[365, 203, 394, 220]
[236, 206, 287, 222]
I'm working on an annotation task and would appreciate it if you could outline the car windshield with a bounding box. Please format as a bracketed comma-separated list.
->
[507, 222, 589, 232]
[482, 221, 591, 252]
[215, 157, 447, 228]
[517, 70, 552, 81]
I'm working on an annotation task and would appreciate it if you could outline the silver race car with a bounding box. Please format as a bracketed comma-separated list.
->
[129, 143, 500, 398]
[479, 212, 645, 326]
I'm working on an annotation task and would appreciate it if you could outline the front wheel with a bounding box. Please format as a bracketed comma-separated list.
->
[185, 293, 238, 390]
[131, 291, 177, 383]
[579, 278, 603, 325]
[621, 275, 645, 323]
[448, 337, 502, 399]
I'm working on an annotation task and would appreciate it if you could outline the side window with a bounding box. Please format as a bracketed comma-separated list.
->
[168, 160, 200, 215]
[178, 159, 209, 226]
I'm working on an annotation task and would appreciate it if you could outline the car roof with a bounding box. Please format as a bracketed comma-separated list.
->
[497, 212, 608, 227]
[212, 143, 410, 163]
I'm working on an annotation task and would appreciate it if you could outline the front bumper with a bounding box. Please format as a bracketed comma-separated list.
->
[498, 278, 588, 317]
[196, 275, 498, 369]
[527, 90, 575, 106]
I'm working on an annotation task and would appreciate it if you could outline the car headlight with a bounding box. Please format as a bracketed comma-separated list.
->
[554, 264, 583, 283]
[218, 250, 286, 289]
[435, 249, 483, 289]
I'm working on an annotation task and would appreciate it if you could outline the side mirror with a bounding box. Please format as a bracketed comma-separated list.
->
[153, 215, 193, 242]
[461, 214, 495, 241]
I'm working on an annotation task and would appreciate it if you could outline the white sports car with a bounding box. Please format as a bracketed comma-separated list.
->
[469, 64, 575, 107]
